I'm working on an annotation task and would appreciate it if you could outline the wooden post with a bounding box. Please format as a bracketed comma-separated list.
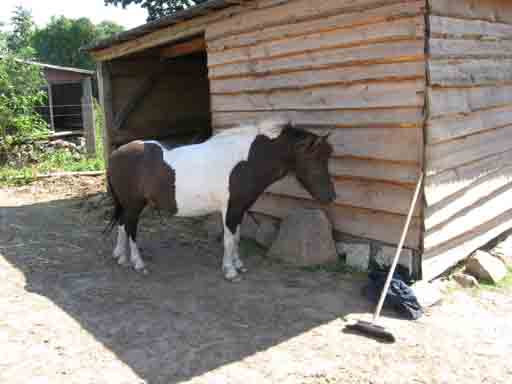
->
[47, 82, 55, 131]
[81, 77, 96, 155]
[97, 62, 114, 169]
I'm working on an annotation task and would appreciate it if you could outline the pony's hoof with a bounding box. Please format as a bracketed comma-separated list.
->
[118, 258, 130, 267]
[237, 266, 249, 274]
[225, 274, 242, 283]
[135, 267, 149, 275]
[223, 267, 240, 282]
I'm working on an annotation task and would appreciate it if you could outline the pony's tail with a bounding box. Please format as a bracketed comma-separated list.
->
[103, 177, 123, 235]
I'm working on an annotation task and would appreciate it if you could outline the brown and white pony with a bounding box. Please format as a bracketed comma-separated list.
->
[106, 120, 336, 281]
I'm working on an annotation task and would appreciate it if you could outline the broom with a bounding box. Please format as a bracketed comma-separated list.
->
[345, 172, 424, 343]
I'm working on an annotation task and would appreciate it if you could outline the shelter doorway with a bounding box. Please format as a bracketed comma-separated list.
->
[108, 36, 212, 148]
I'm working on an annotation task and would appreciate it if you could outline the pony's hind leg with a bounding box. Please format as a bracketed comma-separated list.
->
[232, 227, 248, 273]
[113, 224, 129, 265]
[124, 204, 148, 274]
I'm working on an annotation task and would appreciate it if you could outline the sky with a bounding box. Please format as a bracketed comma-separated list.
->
[1, 0, 147, 30]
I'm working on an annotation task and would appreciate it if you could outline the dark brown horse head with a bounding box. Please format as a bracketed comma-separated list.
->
[284, 126, 336, 204]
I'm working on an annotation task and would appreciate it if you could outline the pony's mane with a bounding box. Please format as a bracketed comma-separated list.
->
[213, 119, 288, 140]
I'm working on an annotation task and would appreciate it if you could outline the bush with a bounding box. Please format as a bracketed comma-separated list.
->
[0, 53, 49, 144]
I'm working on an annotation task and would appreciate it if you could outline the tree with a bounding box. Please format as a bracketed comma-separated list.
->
[105, 0, 208, 22]
[6, 6, 35, 54]
[31, 17, 124, 70]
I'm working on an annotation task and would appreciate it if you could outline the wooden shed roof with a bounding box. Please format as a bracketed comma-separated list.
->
[84, 0, 244, 53]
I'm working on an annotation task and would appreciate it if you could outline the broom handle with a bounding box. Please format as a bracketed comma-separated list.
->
[373, 172, 424, 323]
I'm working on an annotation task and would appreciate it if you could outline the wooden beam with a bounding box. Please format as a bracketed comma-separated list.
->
[47, 82, 55, 131]
[97, 62, 114, 168]
[160, 37, 206, 59]
[81, 77, 96, 155]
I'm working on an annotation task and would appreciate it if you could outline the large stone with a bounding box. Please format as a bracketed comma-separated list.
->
[490, 235, 512, 266]
[241, 214, 279, 248]
[267, 209, 337, 266]
[453, 273, 480, 289]
[336, 242, 370, 271]
[374, 245, 414, 272]
[465, 250, 508, 283]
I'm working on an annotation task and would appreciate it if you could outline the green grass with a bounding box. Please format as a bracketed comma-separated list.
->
[479, 266, 512, 291]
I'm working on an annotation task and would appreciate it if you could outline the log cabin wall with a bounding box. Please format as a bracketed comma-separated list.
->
[423, 0, 512, 280]
[108, 53, 211, 146]
[206, 0, 427, 251]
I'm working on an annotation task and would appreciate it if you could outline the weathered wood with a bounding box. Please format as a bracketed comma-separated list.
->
[208, 1, 426, 51]
[424, 184, 512, 250]
[97, 62, 114, 167]
[251, 193, 422, 248]
[212, 108, 424, 128]
[428, 59, 512, 86]
[209, 40, 425, 78]
[429, 0, 512, 25]
[266, 175, 421, 216]
[425, 165, 512, 230]
[211, 80, 425, 111]
[81, 77, 96, 155]
[429, 15, 512, 39]
[160, 37, 206, 58]
[208, 16, 424, 66]
[430, 38, 512, 59]
[424, 148, 512, 206]
[113, 69, 166, 130]
[426, 105, 512, 144]
[210, 61, 425, 94]
[422, 209, 512, 281]
[426, 124, 512, 176]
[329, 127, 422, 162]
[428, 84, 512, 118]
[47, 82, 55, 131]
[206, 0, 415, 41]
[329, 157, 420, 185]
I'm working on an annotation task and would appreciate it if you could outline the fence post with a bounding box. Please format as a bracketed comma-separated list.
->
[81, 77, 96, 155]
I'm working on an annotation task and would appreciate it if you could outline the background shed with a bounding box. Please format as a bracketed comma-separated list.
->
[86, 0, 512, 281]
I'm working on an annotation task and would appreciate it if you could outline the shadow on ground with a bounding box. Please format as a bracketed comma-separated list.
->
[0, 195, 374, 383]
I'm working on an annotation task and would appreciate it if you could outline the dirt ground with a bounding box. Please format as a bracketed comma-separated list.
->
[1, 176, 511, 384]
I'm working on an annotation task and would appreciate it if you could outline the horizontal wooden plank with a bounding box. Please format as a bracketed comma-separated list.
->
[206, 0, 413, 41]
[266, 175, 420, 216]
[210, 61, 425, 94]
[428, 59, 512, 86]
[429, 15, 512, 39]
[425, 165, 512, 230]
[208, 40, 425, 78]
[212, 108, 424, 128]
[430, 38, 512, 59]
[160, 37, 206, 58]
[208, 1, 425, 51]
[211, 80, 425, 111]
[422, 209, 512, 281]
[330, 157, 420, 185]
[427, 105, 512, 144]
[330, 127, 422, 162]
[429, 0, 512, 25]
[208, 16, 424, 66]
[424, 184, 512, 250]
[426, 124, 512, 176]
[425, 148, 512, 206]
[251, 193, 421, 248]
[428, 85, 512, 118]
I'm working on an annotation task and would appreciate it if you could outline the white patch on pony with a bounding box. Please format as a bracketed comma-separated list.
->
[113, 225, 128, 263]
[145, 120, 287, 218]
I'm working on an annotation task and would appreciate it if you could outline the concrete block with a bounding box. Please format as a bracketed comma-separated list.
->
[336, 242, 370, 271]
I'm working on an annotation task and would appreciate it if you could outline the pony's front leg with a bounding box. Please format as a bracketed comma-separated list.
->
[222, 225, 239, 281]
[113, 225, 129, 265]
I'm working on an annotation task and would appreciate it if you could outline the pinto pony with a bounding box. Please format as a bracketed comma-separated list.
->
[106, 120, 336, 280]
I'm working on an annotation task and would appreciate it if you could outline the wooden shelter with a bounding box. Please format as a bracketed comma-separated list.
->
[85, 0, 512, 280]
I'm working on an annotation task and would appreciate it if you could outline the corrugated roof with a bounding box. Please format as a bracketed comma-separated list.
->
[83, 0, 236, 52]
